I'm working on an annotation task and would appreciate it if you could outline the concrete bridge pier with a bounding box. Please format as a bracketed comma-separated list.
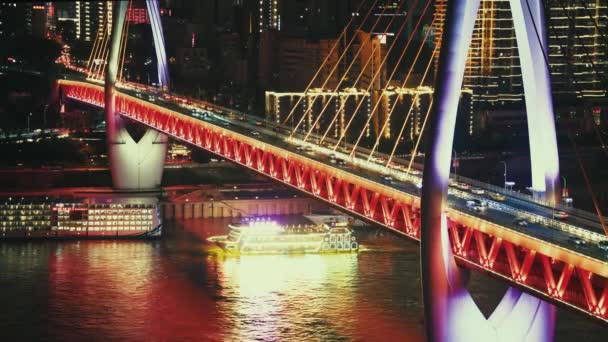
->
[105, 0, 169, 190]
[420, 0, 559, 341]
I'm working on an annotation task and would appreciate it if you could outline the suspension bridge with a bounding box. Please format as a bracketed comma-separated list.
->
[49, 0, 607, 341]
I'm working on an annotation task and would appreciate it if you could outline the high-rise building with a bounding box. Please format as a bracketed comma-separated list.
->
[56, 1, 81, 40]
[434, 0, 523, 109]
[259, 0, 280, 32]
[80, 2, 112, 42]
[280, 0, 350, 37]
[548, 0, 607, 100]
[53, 2, 112, 42]
[0, 2, 28, 38]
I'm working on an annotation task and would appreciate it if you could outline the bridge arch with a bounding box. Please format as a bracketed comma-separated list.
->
[105, 0, 169, 190]
[420, 0, 559, 341]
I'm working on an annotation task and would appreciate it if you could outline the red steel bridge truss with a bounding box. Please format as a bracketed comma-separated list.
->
[58, 79, 608, 324]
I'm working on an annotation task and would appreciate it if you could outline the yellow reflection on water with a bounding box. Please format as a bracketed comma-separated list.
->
[215, 253, 359, 340]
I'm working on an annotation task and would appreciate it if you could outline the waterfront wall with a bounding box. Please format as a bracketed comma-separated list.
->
[161, 197, 324, 219]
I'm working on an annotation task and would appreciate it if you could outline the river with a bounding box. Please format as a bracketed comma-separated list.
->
[0, 217, 605, 341]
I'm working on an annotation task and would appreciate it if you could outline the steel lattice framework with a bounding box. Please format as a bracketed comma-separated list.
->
[58, 79, 608, 325]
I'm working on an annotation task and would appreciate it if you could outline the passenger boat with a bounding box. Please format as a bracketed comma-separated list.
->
[207, 217, 359, 254]
[0, 195, 162, 239]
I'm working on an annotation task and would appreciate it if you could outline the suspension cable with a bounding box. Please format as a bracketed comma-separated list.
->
[527, 0, 608, 235]
[118, 0, 132, 82]
[385, 45, 437, 167]
[97, 31, 112, 80]
[567, 129, 608, 236]
[87, 28, 105, 78]
[366, 15, 436, 159]
[280, 0, 372, 126]
[86, 28, 102, 77]
[405, 98, 433, 175]
[343, 0, 433, 155]
[290, 0, 389, 137]
[299, 0, 409, 142]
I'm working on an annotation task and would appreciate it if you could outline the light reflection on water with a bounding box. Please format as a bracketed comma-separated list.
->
[0, 217, 605, 341]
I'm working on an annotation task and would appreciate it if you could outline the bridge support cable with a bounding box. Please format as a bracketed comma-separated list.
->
[98, 32, 112, 82]
[105, 0, 168, 190]
[298, 0, 412, 143]
[289, 0, 390, 137]
[384, 46, 438, 168]
[566, 130, 608, 236]
[85, 27, 103, 78]
[541, 3, 608, 236]
[280, 0, 371, 126]
[87, 29, 106, 79]
[117, 0, 132, 83]
[405, 99, 433, 176]
[365, 15, 437, 161]
[420, 0, 561, 341]
[526, 0, 608, 236]
[329, 0, 433, 151]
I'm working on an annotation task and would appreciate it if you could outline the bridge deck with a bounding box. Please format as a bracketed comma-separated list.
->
[58, 77, 608, 323]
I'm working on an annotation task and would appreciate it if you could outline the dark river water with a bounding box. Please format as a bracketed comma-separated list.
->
[0, 217, 606, 341]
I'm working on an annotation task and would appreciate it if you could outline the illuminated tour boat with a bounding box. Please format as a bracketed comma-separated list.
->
[208, 217, 359, 254]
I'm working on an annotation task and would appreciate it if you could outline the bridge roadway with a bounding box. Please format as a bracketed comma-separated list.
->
[57, 76, 608, 323]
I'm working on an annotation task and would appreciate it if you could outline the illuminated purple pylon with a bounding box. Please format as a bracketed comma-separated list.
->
[420, 1, 559, 341]
[105, 0, 169, 190]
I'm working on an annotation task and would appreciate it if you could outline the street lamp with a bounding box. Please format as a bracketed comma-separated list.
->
[26, 112, 32, 132]
[498, 161, 507, 189]
[452, 149, 459, 177]
[561, 176, 573, 206]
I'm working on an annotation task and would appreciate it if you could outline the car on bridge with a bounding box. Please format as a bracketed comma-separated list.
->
[554, 211, 569, 220]
[598, 240, 608, 252]
[568, 236, 587, 247]
[471, 187, 485, 194]
[456, 182, 470, 190]
[380, 175, 393, 183]
[466, 199, 487, 212]
[513, 218, 528, 227]
[490, 193, 506, 201]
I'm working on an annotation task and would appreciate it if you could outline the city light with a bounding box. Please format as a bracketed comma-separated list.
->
[1, 0, 607, 340]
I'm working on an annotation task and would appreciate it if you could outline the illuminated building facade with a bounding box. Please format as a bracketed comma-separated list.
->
[53, 2, 112, 42]
[0, 2, 27, 38]
[548, 0, 607, 100]
[259, 0, 280, 32]
[80, 1, 112, 41]
[0, 197, 161, 238]
[434, 0, 523, 110]
[127, 7, 149, 25]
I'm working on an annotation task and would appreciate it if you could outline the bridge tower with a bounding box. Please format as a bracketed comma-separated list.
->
[105, 0, 169, 190]
[421, 1, 560, 341]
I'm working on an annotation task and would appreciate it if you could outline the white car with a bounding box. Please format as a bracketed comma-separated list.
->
[471, 188, 485, 195]
[568, 237, 586, 247]
[513, 218, 528, 226]
[381, 175, 393, 183]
